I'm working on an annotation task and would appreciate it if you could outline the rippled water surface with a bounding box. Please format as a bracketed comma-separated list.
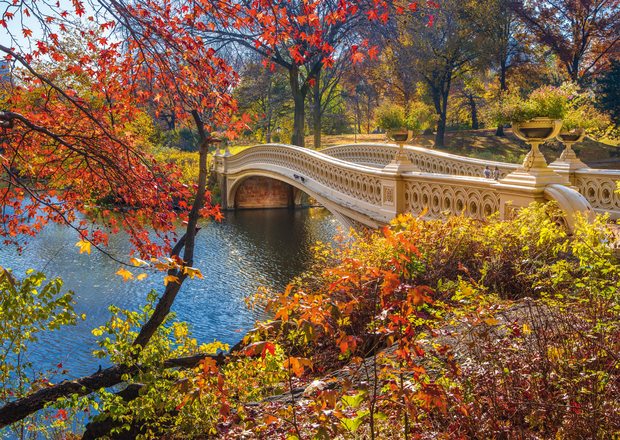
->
[1, 208, 339, 377]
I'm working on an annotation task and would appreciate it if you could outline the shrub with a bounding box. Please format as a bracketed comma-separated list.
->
[484, 82, 607, 134]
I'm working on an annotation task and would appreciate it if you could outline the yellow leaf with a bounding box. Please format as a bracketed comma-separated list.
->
[523, 324, 531, 335]
[116, 268, 133, 282]
[75, 239, 91, 255]
[136, 273, 148, 281]
[130, 258, 150, 267]
[164, 275, 180, 286]
[484, 318, 500, 326]
[184, 267, 204, 280]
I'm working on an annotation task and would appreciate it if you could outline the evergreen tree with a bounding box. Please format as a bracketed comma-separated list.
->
[597, 59, 620, 126]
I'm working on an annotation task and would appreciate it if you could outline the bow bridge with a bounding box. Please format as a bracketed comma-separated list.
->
[214, 143, 620, 231]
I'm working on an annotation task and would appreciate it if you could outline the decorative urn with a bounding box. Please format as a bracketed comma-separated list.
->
[512, 117, 563, 171]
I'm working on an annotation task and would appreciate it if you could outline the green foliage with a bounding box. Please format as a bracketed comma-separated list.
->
[161, 127, 201, 152]
[227, 204, 619, 439]
[375, 101, 438, 134]
[60, 291, 232, 439]
[152, 148, 200, 187]
[485, 82, 607, 133]
[5, 204, 619, 439]
[407, 101, 438, 133]
[595, 58, 620, 141]
[375, 102, 408, 131]
[0, 267, 84, 438]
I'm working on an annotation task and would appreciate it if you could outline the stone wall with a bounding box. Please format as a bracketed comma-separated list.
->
[234, 176, 293, 209]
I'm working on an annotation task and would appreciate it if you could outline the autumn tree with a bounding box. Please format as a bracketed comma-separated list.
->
[460, 0, 535, 135]
[342, 60, 385, 135]
[0, 0, 419, 434]
[596, 58, 620, 127]
[234, 59, 293, 143]
[511, 0, 620, 83]
[387, 0, 487, 147]
[375, 44, 420, 110]
[450, 73, 489, 130]
[0, 0, 249, 433]
[196, 0, 385, 147]
[307, 54, 352, 147]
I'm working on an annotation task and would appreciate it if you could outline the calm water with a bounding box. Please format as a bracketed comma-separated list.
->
[1, 208, 340, 377]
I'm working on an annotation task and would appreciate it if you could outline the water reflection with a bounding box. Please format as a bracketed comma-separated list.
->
[1, 207, 339, 377]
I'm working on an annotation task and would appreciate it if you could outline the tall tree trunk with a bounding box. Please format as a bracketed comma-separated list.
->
[470, 94, 479, 130]
[432, 81, 450, 149]
[313, 70, 321, 150]
[495, 59, 507, 136]
[289, 67, 306, 147]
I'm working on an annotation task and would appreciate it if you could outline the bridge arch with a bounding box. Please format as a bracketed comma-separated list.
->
[225, 170, 362, 230]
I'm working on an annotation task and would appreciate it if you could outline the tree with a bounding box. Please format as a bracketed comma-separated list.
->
[596, 58, 620, 126]
[0, 0, 420, 434]
[462, 0, 534, 135]
[451, 73, 488, 130]
[307, 54, 352, 148]
[235, 60, 293, 143]
[341, 60, 384, 135]
[196, 0, 385, 147]
[0, 0, 248, 432]
[389, 0, 486, 147]
[511, 0, 620, 83]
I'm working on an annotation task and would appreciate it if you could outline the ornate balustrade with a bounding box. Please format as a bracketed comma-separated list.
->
[214, 144, 392, 227]
[574, 169, 620, 218]
[402, 174, 501, 220]
[214, 143, 510, 229]
[322, 143, 620, 220]
[321, 143, 518, 179]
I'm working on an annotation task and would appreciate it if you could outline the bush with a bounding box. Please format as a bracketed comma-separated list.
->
[375, 101, 437, 134]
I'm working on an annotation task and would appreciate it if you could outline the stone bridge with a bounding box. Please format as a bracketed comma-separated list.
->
[213, 142, 620, 231]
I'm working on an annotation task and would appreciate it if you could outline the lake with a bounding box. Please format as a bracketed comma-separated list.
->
[1, 207, 340, 377]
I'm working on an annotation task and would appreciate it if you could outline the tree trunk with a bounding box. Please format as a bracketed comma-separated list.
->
[432, 84, 450, 149]
[470, 94, 479, 130]
[495, 59, 507, 136]
[435, 115, 446, 148]
[313, 70, 321, 150]
[289, 67, 306, 147]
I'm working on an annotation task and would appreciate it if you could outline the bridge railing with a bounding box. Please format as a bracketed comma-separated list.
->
[322, 142, 620, 220]
[214, 143, 510, 227]
[401, 174, 501, 220]
[574, 168, 620, 218]
[321, 143, 518, 179]
[215, 142, 620, 229]
[214, 144, 390, 223]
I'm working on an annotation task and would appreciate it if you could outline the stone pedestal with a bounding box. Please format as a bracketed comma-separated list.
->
[549, 143, 588, 185]
[379, 174, 407, 219]
[380, 144, 420, 220]
[383, 150, 420, 173]
[495, 138, 572, 220]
